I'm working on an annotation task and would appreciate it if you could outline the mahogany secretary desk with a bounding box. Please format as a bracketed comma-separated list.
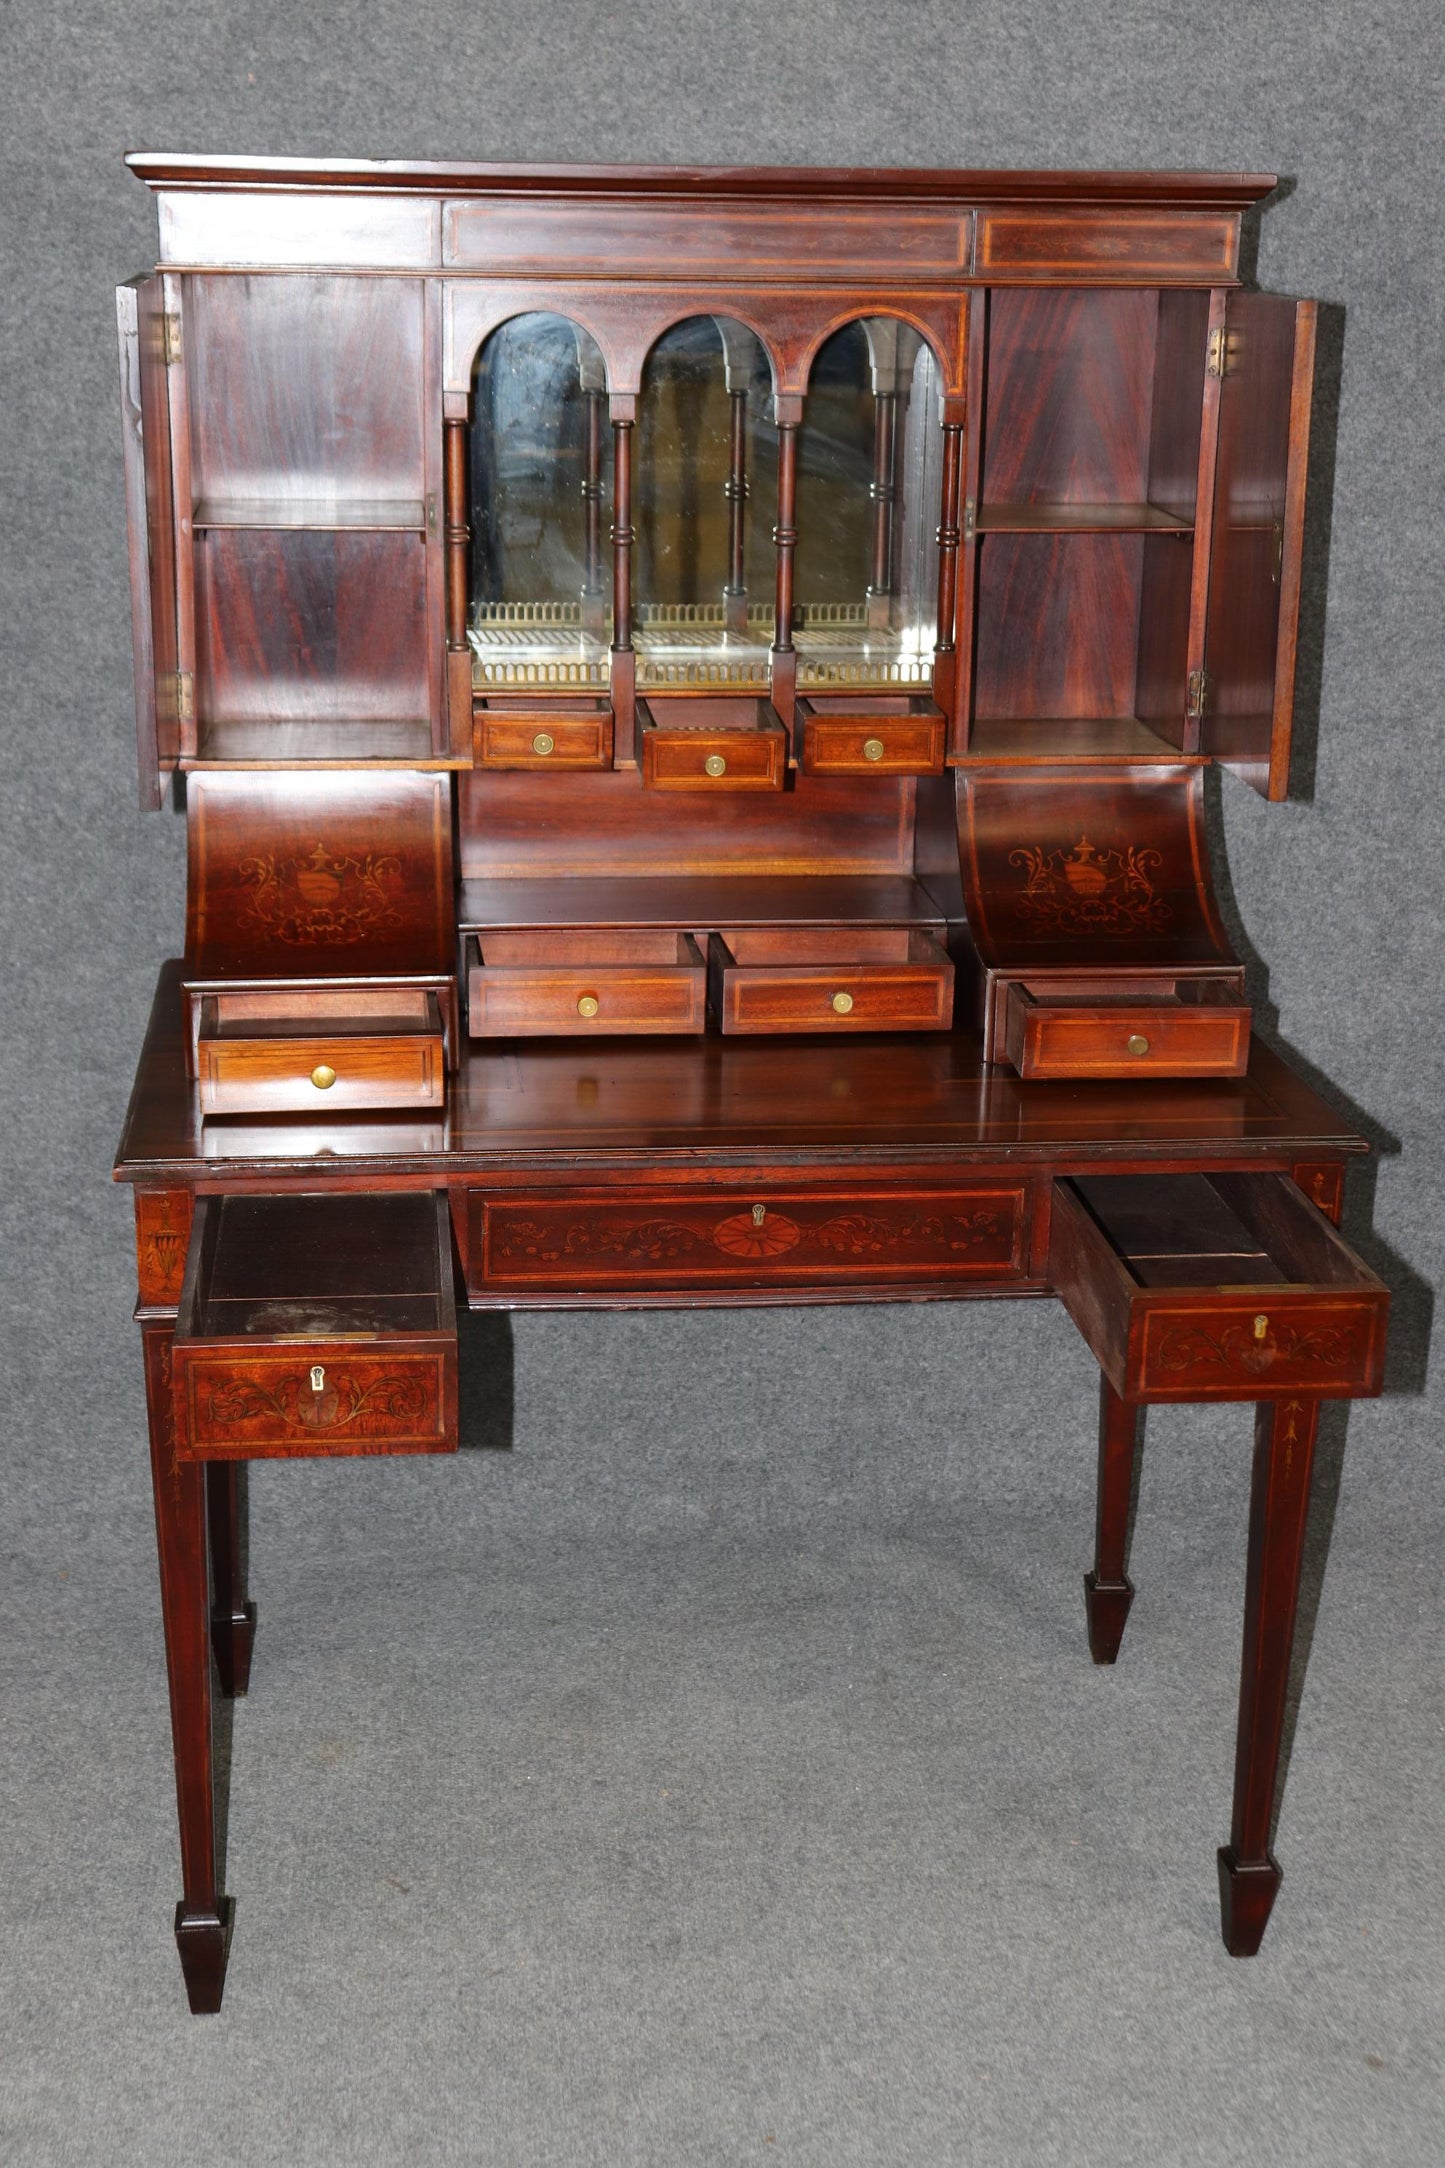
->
[113, 153, 1388, 2012]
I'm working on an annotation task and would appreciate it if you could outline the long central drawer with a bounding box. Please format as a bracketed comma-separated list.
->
[467, 1181, 1030, 1295]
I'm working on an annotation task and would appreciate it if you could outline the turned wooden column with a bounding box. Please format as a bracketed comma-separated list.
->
[581, 385, 607, 639]
[1218, 1394, 1323, 1956]
[770, 394, 801, 722]
[143, 1323, 232, 2014]
[723, 387, 750, 634]
[934, 419, 964, 663]
[609, 396, 637, 761]
[444, 414, 470, 654]
[1085, 1378, 1143, 1664]
[865, 389, 899, 631]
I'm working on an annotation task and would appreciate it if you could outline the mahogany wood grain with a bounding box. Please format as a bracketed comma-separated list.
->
[976, 208, 1238, 282]
[709, 927, 953, 1035]
[1003, 982, 1250, 1081]
[639, 699, 787, 792]
[1084, 1378, 1141, 1663]
[796, 696, 946, 776]
[468, 931, 706, 1036]
[195, 993, 445, 1114]
[473, 698, 614, 770]
[205, 1463, 256, 1697]
[143, 1321, 232, 2013]
[1218, 1394, 1321, 1955]
[116, 277, 180, 808]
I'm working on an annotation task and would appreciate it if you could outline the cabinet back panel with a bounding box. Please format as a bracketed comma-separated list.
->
[458, 768, 915, 879]
[982, 289, 1159, 505]
[186, 275, 427, 501]
[196, 530, 429, 723]
[973, 533, 1142, 720]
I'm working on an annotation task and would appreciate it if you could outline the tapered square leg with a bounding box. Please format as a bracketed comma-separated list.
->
[1084, 1379, 1142, 1664]
[206, 1462, 257, 1697]
[143, 1325, 232, 2013]
[1219, 1396, 1321, 1957]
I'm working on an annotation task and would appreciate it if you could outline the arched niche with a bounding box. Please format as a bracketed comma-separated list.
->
[468, 312, 612, 692]
[794, 315, 945, 691]
[633, 315, 777, 692]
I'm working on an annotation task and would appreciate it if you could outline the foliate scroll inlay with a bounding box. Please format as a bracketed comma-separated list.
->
[236, 842, 407, 948]
[195, 1362, 439, 1441]
[1008, 835, 1172, 937]
[1153, 1319, 1361, 1379]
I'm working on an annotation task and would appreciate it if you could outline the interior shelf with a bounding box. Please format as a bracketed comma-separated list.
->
[958, 716, 1202, 764]
[458, 875, 949, 933]
[185, 719, 464, 769]
[974, 502, 1193, 535]
[191, 498, 428, 532]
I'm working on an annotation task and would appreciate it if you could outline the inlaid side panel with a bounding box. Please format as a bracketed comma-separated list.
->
[136, 1188, 195, 1309]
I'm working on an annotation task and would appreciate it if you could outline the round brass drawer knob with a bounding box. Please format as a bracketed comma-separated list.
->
[310, 1064, 337, 1090]
[1126, 1033, 1150, 1057]
[532, 731, 555, 756]
[831, 990, 855, 1015]
[863, 737, 886, 762]
[704, 753, 727, 777]
[576, 993, 600, 1019]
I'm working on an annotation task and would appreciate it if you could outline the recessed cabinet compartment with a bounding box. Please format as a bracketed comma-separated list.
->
[196, 988, 445, 1114]
[473, 696, 613, 769]
[171, 1192, 458, 1460]
[468, 929, 707, 1036]
[638, 697, 786, 791]
[796, 695, 946, 776]
[1002, 973, 1250, 1079]
[709, 926, 953, 1034]
[1048, 1174, 1388, 1402]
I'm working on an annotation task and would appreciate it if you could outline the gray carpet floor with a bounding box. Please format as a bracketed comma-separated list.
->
[4, 0, 1445, 2160]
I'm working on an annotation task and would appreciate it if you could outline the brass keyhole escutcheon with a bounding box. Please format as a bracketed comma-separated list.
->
[831, 990, 855, 1015]
[310, 1063, 337, 1090]
[310, 1364, 325, 1393]
[1254, 1314, 1270, 1341]
[863, 737, 885, 763]
[1126, 1034, 1150, 1057]
[576, 993, 600, 1019]
[704, 753, 727, 777]
[751, 1203, 767, 1227]
[532, 731, 555, 756]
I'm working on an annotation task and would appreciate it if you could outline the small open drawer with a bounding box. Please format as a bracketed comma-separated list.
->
[171, 1192, 458, 1460]
[196, 989, 445, 1115]
[468, 929, 707, 1036]
[795, 694, 946, 776]
[473, 696, 613, 770]
[708, 927, 954, 1034]
[1049, 1173, 1388, 1401]
[1000, 974, 1250, 1079]
[638, 696, 786, 791]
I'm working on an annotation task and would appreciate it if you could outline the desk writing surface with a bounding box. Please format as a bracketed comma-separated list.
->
[115, 964, 1366, 1183]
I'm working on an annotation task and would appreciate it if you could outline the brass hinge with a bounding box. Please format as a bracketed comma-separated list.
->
[173, 670, 194, 722]
[963, 496, 976, 543]
[1206, 325, 1238, 379]
[1185, 667, 1210, 721]
[161, 311, 182, 366]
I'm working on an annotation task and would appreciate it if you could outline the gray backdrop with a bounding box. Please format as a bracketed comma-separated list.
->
[2, 4, 1442, 2163]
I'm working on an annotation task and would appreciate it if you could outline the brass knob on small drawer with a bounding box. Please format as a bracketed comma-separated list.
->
[831, 990, 855, 1015]
[532, 731, 555, 756]
[863, 737, 885, 762]
[310, 1064, 337, 1089]
[704, 753, 727, 777]
[1126, 1034, 1150, 1057]
[576, 993, 600, 1019]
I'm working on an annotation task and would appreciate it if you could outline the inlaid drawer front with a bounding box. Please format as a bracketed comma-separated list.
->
[172, 1192, 458, 1460]
[1137, 1301, 1382, 1398]
[474, 1184, 1028, 1291]
[1048, 1173, 1388, 1404]
[710, 928, 953, 1034]
[1004, 988, 1250, 1080]
[177, 1349, 452, 1457]
[473, 699, 613, 770]
[796, 697, 946, 777]
[468, 931, 706, 1036]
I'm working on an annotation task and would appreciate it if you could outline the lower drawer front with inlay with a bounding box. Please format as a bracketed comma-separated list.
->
[1048, 1172, 1388, 1402]
[468, 931, 706, 1036]
[710, 928, 953, 1034]
[469, 1182, 1028, 1296]
[171, 1191, 458, 1459]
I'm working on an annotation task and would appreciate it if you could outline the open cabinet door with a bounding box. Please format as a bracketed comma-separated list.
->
[117, 275, 185, 808]
[1199, 291, 1317, 799]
